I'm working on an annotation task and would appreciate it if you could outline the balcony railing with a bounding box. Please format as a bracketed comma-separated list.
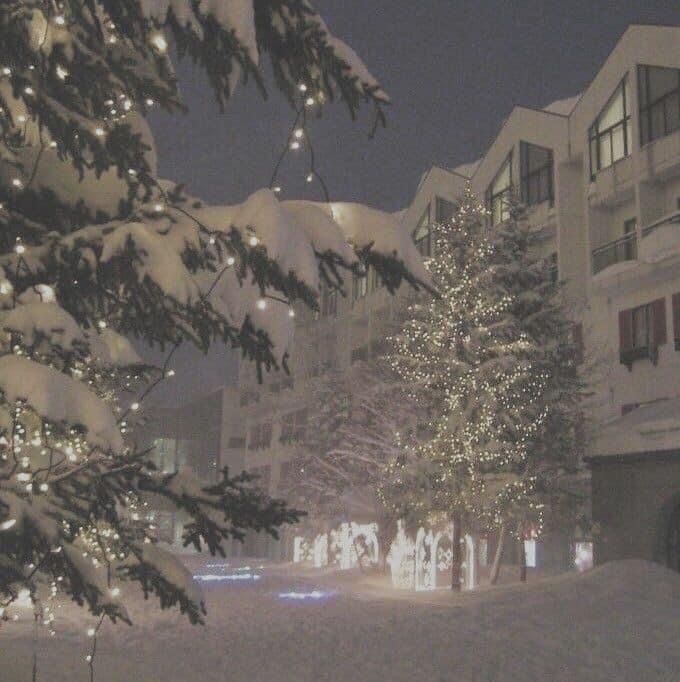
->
[592, 231, 637, 274]
[641, 210, 680, 239]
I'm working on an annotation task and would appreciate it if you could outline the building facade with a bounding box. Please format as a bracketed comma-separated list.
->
[401, 24, 680, 571]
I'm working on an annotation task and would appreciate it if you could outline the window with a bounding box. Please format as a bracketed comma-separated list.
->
[589, 78, 632, 178]
[368, 266, 384, 292]
[619, 298, 666, 368]
[412, 205, 432, 257]
[639, 65, 680, 146]
[248, 422, 272, 450]
[227, 436, 246, 449]
[351, 345, 368, 363]
[321, 285, 337, 317]
[352, 272, 368, 302]
[520, 142, 553, 207]
[623, 218, 637, 260]
[487, 153, 512, 225]
[572, 323, 584, 365]
[672, 293, 680, 350]
[153, 438, 178, 473]
[280, 409, 308, 444]
[435, 196, 456, 224]
[547, 252, 558, 284]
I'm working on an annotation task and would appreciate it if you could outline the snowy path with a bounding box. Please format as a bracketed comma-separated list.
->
[2, 559, 680, 681]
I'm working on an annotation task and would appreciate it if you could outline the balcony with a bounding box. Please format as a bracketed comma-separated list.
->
[591, 231, 637, 275]
[639, 210, 680, 264]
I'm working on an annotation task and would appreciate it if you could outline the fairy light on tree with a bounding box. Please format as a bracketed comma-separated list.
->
[388, 187, 586, 587]
[0, 2, 425, 664]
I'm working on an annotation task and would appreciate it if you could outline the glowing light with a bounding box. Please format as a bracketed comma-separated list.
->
[130, 402, 140, 411]
[256, 299, 267, 311]
[226, 256, 235, 266]
[24, 87, 34, 96]
[294, 128, 304, 139]
[12, 179, 24, 190]
[97, 320, 107, 329]
[153, 203, 164, 213]
[193, 573, 261, 582]
[54, 15, 66, 26]
[306, 174, 314, 183]
[290, 141, 301, 151]
[150, 32, 168, 53]
[0, 519, 16, 531]
[387, 521, 415, 589]
[87, 627, 96, 637]
[305, 97, 315, 106]
[249, 236, 259, 246]
[56, 65, 68, 80]
[574, 542, 593, 572]
[166, 369, 175, 377]
[39, 483, 48, 492]
[288, 308, 296, 318]
[298, 83, 308, 93]
[272, 186, 282, 194]
[94, 127, 105, 137]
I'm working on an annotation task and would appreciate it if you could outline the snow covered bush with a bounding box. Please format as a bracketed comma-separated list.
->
[0, 1, 429, 628]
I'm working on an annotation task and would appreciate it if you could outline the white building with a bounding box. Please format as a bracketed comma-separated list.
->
[400, 24, 680, 570]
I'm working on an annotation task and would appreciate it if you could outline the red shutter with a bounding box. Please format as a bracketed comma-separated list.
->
[672, 293, 680, 346]
[572, 323, 584, 365]
[619, 309, 633, 354]
[651, 298, 667, 347]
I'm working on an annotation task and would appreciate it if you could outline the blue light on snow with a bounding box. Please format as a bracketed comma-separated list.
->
[278, 590, 333, 600]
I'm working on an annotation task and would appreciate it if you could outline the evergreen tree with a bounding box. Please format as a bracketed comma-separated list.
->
[389, 186, 584, 588]
[0, 2, 428, 627]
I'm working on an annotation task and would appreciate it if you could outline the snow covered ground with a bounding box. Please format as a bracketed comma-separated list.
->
[2, 558, 680, 681]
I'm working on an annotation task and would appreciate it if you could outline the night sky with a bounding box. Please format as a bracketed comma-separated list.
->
[149, 1, 680, 408]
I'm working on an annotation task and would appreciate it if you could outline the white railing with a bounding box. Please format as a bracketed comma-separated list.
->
[642, 210, 680, 239]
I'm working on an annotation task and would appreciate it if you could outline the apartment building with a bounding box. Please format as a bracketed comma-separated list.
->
[401, 24, 680, 571]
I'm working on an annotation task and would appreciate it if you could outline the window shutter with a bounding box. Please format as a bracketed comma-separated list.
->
[572, 323, 584, 364]
[618, 309, 633, 354]
[672, 293, 680, 347]
[652, 298, 667, 347]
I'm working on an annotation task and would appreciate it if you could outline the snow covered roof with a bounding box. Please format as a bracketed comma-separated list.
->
[542, 94, 581, 116]
[590, 396, 680, 459]
[450, 159, 481, 178]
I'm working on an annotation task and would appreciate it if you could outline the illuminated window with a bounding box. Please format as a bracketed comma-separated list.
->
[487, 153, 512, 225]
[588, 78, 632, 178]
[520, 142, 553, 206]
[639, 65, 680, 145]
[352, 272, 368, 302]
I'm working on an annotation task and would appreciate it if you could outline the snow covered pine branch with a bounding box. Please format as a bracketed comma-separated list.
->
[0, 1, 429, 627]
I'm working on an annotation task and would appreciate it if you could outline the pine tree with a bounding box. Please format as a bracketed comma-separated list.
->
[0, 2, 428, 627]
[389, 186, 585, 588]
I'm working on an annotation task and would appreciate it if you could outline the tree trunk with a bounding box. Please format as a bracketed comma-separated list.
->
[518, 523, 527, 583]
[451, 513, 462, 591]
[489, 523, 506, 585]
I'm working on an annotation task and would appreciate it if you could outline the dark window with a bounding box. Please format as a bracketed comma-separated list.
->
[589, 78, 631, 178]
[351, 346, 368, 364]
[435, 196, 456, 224]
[520, 142, 553, 207]
[619, 298, 666, 368]
[280, 409, 308, 444]
[572, 323, 584, 365]
[547, 252, 558, 283]
[486, 152, 512, 225]
[412, 205, 432, 257]
[639, 65, 680, 146]
[321, 285, 337, 317]
[368, 265, 384, 292]
[227, 436, 246, 449]
[248, 423, 272, 450]
[672, 293, 680, 350]
[623, 218, 637, 261]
